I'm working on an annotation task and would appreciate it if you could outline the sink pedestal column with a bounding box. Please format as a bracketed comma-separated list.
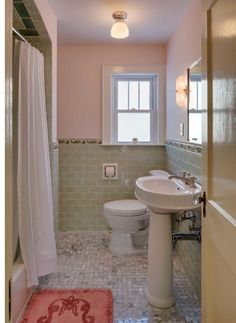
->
[146, 211, 175, 308]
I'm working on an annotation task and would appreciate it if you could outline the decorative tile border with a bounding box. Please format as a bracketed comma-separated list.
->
[58, 138, 102, 144]
[166, 140, 202, 154]
[58, 138, 202, 153]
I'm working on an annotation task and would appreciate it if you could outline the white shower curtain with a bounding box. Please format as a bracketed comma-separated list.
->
[17, 41, 57, 287]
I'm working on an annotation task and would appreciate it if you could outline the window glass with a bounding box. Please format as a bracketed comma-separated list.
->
[140, 81, 150, 110]
[189, 113, 202, 143]
[197, 82, 202, 110]
[118, 113, 150, 142]
[189, 79, 201, 111]
[129, 81, 139, 110]
[118, 81, 128, 110]
[189, 81, 197, 110]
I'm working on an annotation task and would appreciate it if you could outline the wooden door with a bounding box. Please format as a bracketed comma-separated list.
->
[202, 0, 236, 322]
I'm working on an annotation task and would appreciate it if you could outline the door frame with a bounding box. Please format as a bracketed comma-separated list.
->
[5, 0, 13, 322]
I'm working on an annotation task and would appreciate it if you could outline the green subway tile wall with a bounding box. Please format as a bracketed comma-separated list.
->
[52, 147, 59, 231]
[166, 144, 202, 182]
[59, 143, 166, 231]
[166, 142, 202, 300]
[58, 141, 201, 299]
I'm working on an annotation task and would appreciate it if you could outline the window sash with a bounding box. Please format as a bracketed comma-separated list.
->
[112, 75, 157, 144]
[115, 76, 154, 111]
[189, 80, 202, 111]
[116, 111, 153, 143]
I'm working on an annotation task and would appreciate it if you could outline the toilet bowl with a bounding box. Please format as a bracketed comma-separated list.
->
[103, 170, 170, 254]
[103, 199, 149, 254]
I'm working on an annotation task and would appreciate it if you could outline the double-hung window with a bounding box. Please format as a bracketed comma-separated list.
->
[102, 65, 165, 145]
[112, 75, 157, 144]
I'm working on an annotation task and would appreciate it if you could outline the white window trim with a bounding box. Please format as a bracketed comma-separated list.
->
[112, 74, 157, 144]
[102, 65, 166, 145]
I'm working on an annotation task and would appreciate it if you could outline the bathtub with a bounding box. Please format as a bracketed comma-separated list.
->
[12, 261, 33, 323]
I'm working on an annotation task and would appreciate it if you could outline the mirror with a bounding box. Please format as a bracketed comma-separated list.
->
[187, 58, 202, 144]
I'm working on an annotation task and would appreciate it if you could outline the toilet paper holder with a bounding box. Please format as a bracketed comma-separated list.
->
[103, 163, 118, 180]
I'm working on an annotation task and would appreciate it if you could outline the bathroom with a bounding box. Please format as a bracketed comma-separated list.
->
[4, 0, 236, 322]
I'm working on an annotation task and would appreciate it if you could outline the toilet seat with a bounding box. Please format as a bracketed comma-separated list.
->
[104, 199, 147, 217]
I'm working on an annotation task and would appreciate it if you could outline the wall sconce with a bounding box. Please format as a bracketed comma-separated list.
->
[176, 75, 188, 108]
[111, 11, 129, 39]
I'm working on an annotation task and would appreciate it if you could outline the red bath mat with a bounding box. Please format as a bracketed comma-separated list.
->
[19, 289, 113, 323]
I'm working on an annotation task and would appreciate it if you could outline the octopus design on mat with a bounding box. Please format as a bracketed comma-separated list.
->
[36, 295, 95, 323]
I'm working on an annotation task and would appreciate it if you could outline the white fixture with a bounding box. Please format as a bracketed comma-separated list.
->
[111, 11, 129, 39]
[135, 176, 201, 308]
[149, 170, 170, 177]
[103, 170, 167, 254]
[136, 176, 201, 213]
[103, 199, 149, 254]
[103, 163, 118, 179]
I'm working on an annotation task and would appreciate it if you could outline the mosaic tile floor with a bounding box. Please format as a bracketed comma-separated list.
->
[39, 231, 200, 323]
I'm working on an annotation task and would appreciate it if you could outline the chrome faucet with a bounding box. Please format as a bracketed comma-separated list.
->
[168, 171, 196, 188]
[188, 176, 197, 188]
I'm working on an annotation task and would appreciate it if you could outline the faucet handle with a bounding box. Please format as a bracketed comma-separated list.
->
[189, 176, 196, 187]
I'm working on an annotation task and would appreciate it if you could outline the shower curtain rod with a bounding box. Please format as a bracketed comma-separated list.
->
[12, 27, 43, 54]
[12, 27, 30, 44]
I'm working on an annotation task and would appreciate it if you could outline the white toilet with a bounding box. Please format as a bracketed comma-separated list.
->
[103, 169, 170, 254]
[103, 199, 149, 254]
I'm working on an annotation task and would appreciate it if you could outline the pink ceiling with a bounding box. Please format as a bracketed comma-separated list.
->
[47, 0, 193, 44]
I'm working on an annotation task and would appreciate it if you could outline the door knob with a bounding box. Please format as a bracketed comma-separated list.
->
[193, 191, 206, 217]
[198, 191, 206, 217]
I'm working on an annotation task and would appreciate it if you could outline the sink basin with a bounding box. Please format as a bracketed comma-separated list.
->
[135, 176, 201, 213]
[135, 175, 201, 308]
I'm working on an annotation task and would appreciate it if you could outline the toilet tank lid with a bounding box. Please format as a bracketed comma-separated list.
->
[149, 170, 170, 177]
[104, 199, 147, 215]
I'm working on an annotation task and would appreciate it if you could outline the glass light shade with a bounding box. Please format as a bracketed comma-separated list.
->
[176, 75, 187, 108]
[111, 21, 129, 39]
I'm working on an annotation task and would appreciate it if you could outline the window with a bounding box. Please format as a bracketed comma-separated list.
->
[189, 75, 202, 111]
[102, 66, 165, 145]
[188, 72, 202, 143]
[112, 75, 157, 144]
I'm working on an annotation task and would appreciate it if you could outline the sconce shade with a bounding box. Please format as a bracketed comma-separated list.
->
[176, 75, 187, 108]
[111, 11, 129, 39]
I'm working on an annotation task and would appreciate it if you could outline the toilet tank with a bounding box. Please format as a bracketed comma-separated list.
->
[149, 170, 170, 178]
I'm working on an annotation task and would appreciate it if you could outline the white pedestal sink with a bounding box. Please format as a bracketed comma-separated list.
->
[135, 176, 201, 308]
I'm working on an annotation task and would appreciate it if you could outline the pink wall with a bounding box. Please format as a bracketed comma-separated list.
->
[166, 0, 201, 141]
[57, 45, 166, 138]
[34, 0, 57, 143]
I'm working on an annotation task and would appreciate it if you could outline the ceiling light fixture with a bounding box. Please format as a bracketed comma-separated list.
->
[111, 11, 129, 39]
